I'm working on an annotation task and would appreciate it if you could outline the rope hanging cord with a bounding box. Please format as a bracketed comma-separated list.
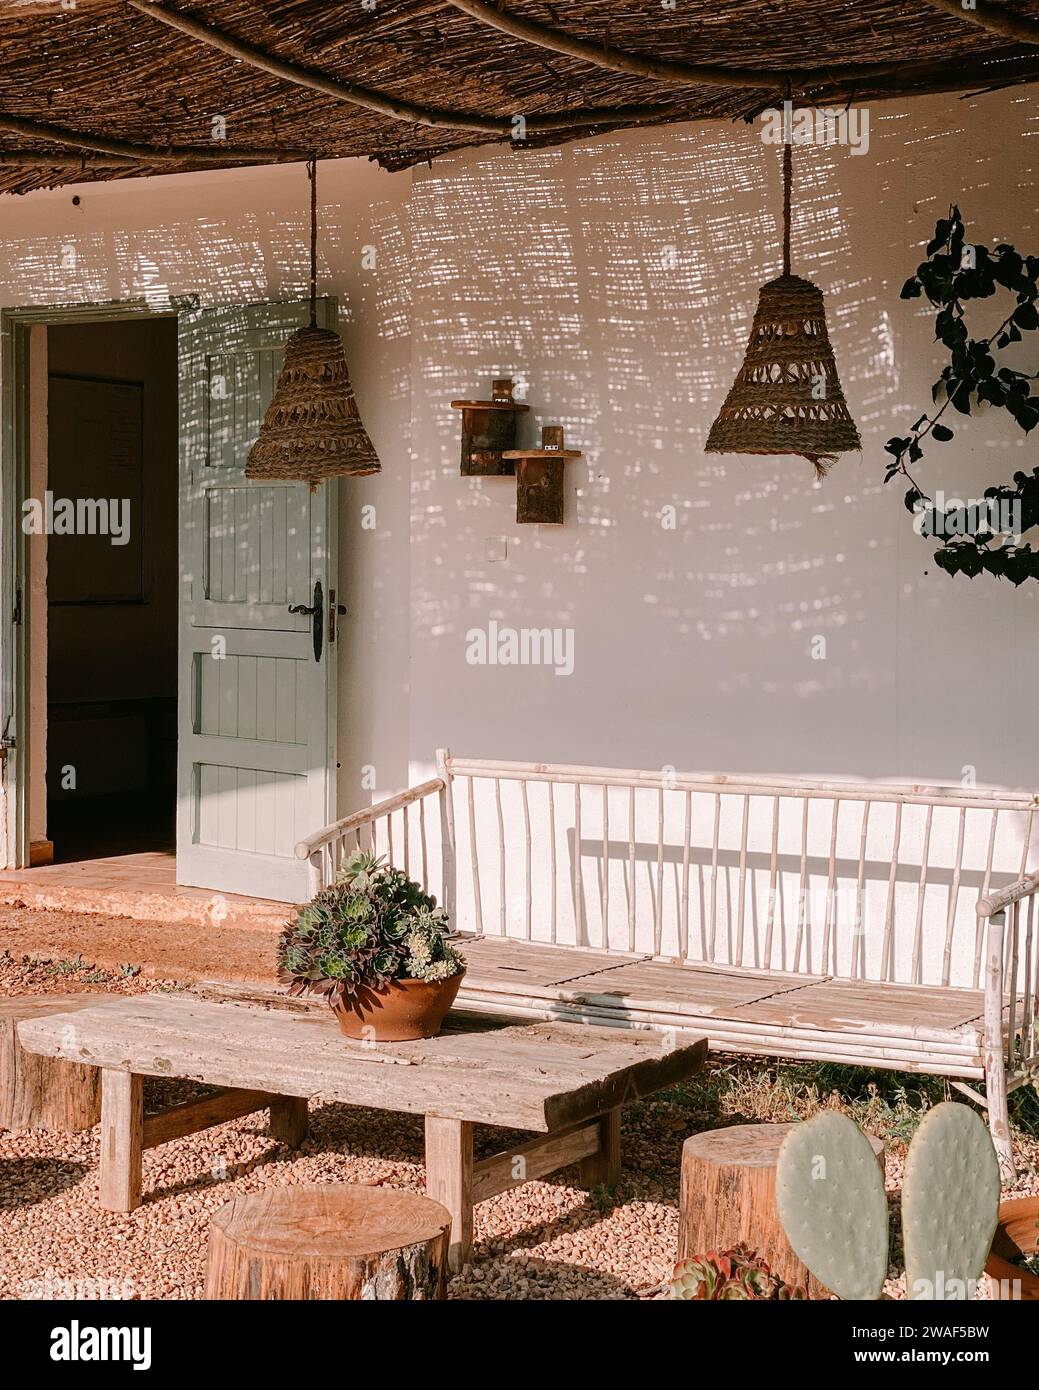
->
[782, 140, 792, 278]
[308, 156, 318, 327]
[703, 108, 861, 474]
[243, 152, 381, 483]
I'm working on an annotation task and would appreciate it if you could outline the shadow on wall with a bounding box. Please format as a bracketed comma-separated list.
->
[405, 95, 1039, 793]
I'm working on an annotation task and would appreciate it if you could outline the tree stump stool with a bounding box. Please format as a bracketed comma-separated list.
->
[1, 995, 102, 1132]
[205, 1185, 453, 1300]
[678, 1121, 885, 1299]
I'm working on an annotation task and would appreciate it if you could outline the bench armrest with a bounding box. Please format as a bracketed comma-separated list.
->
[981, 875, 1039, 1085]
[977, 872, 1039, 919]
[294, 778, 445, 860]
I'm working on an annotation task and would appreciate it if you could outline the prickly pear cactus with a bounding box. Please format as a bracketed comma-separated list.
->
[775, 1111, 889, 1300]
[902, 1102, 1000, 1300]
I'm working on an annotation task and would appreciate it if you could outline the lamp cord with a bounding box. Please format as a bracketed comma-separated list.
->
[308, 156, 318, 328]
[782, 79, 793, 278]
[782, 141, 792, 278]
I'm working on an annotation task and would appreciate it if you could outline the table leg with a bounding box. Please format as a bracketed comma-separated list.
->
[269, 1095, 308, 1147]
[578, 1106, 622, 1190]
[99, 1069, 143, 1212]
[425, 1115, 474, 1273]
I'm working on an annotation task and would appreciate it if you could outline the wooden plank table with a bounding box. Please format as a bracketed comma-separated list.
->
[17, 995, 707, 1269]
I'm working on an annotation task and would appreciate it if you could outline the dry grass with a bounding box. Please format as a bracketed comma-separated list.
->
[3, 951, 1038, 1301]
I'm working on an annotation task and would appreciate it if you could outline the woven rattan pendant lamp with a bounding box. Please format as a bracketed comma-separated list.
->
[245, 159, 379, 486]
[705, 137, 860, 478]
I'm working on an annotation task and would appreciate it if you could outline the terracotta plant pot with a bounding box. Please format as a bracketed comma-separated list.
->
[985, 1196, 1039, 1300]
[333, 972, 464, 1042]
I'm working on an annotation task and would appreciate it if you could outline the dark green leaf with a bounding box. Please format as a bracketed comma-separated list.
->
[927, 219, 952, 255]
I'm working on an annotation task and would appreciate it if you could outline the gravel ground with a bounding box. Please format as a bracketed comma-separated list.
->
[3, 947, 1038, 1301]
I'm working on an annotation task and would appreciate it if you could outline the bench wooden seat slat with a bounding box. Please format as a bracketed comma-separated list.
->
[458, 936, 822, 991]
[453, 939, 1007, 1073]
[446, 937, 644, 995]
[537, 958, 826, 1013]
[203, 943, 1003, 1067]
[731, 979, 986, 1039]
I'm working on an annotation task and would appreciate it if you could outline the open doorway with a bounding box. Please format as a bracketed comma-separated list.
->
[5, 298, 334, 905]
[37, 316, 178, 864]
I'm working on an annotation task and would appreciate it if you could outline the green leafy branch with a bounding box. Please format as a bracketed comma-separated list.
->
[884, 206, 1039, 584]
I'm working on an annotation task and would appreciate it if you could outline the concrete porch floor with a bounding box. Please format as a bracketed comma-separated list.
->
[0, 850, 289, 928]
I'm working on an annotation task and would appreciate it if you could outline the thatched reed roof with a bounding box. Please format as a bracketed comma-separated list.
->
[0, 0, 1037, 195]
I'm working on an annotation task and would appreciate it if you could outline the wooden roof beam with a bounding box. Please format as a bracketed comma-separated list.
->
[0, 1, 110, 13]
[125, 1, 684, 135]
[441, 0, 939, 90]
[919, 0, 1039, 46]
[0, 112, 304, 163]
[0, 150, 137, 167]
[443, 0, 786, 88]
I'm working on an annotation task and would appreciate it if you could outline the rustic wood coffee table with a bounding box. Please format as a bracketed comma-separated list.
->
[18, 994, 707, 1268]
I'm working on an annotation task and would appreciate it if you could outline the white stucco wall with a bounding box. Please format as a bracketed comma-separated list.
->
[398, 91, 1039, 970]
[403, 90, 1039, 795]
[0, 88, 1036, 928]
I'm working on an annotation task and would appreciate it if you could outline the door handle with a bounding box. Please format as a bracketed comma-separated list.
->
[288, 580, 324, 662]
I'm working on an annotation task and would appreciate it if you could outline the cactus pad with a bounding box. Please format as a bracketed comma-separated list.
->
[902, 1102, 1000, 1300]
[775, 1112, 889, 1299]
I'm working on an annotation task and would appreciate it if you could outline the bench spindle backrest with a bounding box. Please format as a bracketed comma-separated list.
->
[435, 755, 1037, 991]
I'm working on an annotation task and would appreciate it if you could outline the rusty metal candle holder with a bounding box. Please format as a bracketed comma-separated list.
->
[504, 425, 581, 525]
[450, 377, 529, 476]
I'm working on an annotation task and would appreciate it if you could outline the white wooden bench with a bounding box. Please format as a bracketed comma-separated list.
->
[298, 752, 1039, 1176]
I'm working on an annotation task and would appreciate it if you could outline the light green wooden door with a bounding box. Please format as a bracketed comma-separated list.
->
[177, 301, 339, 901]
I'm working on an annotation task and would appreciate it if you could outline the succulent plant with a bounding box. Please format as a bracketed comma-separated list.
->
[277, 850, 465, 1006]
[670, 1244, 806, 1300]
[775, 1103, 1002, 1300]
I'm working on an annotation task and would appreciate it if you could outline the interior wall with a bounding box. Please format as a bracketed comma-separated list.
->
[46, 318, 178, 705]
[44, 317, 178, 810]
[26, 324, 47, 857]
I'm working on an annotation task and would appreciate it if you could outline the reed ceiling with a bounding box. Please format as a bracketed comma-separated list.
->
[0, 0, 1036, 194]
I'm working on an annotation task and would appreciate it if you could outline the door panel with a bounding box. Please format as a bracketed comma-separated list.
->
[177, 301, 338, 901]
